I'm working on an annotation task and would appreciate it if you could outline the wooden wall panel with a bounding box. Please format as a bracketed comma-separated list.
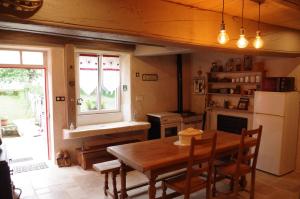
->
[0, 30, 134, 51]
[65, 44, 76, 128]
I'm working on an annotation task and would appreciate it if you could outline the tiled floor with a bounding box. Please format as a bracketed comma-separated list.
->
[12, 163, 300, 199]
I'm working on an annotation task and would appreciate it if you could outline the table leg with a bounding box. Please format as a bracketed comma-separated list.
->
[148, 173, 158, 199]
[120, 161, 128, 199]
[104, 173, 108, 196]
[143, 129, 148, 141]
[240, 175, 247, 188]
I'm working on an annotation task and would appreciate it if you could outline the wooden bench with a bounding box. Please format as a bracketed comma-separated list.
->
[76, 137, 139, 170]
[93, 160, 186, 199]
[93, 160, 121, 198]
[64, 122, 150, 170]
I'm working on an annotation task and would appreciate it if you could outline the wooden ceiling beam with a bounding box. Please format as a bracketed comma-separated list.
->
[0, 0, 299, 54]
[272, 0, 300, 10]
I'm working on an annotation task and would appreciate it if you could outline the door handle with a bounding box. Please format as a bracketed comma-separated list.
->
[76, 98, 83, 105]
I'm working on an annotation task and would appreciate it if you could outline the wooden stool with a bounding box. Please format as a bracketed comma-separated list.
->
[93, 160, 121, 199]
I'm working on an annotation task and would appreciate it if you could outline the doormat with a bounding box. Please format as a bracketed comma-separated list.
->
[10, 157, 33, 164]
[12, 162, 48, 174]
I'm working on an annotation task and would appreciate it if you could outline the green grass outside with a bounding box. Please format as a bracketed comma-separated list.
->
[0, 91, 33, 124]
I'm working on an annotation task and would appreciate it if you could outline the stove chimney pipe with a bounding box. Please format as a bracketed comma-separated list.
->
[177, 54, 183, 113]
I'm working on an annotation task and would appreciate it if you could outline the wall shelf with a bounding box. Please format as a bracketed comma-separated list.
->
[207, 93, 254, 97]
[208, 82, 260, 85]
[208, 71, 263, 75]
[206, 107, 253, 114]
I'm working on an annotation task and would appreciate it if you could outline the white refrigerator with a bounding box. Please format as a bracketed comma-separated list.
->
[253, 91, 299, 176]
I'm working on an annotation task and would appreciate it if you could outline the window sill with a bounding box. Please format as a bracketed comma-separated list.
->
[63, 121, 150, 140]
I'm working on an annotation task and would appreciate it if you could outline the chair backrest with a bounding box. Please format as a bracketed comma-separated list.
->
[185, 132, 217, 198]
[236, 125, 263, 174]
[202, 111, 207, 130]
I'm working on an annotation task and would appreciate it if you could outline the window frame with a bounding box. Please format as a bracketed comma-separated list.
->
[0, 48, 47, 68]
[76, 52, 121, 115]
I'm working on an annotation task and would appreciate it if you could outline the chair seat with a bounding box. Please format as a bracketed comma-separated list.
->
[165, 174, 207, 194]
[217, 163, 251, 176]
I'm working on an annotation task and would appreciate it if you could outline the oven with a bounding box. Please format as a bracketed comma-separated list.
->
[147, 112, 182, 140]
[160, 122, 181, 138]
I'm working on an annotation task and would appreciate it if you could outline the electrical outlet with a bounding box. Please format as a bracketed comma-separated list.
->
[56, 96, 66, 101]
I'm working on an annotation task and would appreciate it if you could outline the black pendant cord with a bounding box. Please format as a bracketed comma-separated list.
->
[258, 2, 261, 31]
[241, 0, 244, 28]
[222, 0, 225, 24]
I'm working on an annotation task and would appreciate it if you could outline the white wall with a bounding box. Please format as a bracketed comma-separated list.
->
[191, 50, 300, 171]
[48, 48, 189, 162]
[257, 56, 300, 172]
[131, 54, 190, 121]
[191, 51, 244, 114]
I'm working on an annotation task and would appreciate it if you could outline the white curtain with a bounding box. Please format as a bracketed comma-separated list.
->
[101, 55, 120, 91]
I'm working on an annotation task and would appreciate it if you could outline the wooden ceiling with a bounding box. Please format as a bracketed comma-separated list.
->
[162, 0, 300, 30]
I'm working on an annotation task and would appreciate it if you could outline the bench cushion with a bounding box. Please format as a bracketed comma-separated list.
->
[93, 160, 121, 174]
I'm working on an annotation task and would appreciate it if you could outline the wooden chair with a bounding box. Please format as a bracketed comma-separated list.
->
[212, 125, 263, 199]
[162, 132, 217, 199]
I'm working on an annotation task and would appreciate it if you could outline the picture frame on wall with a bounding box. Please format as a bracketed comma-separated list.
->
[193, 78, 205, 95]
[237, 97, 249, 110]
[142, 74, 158, 81]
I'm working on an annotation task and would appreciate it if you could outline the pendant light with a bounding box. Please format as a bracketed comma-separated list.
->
[237, 0, 249, 48]
[217, 0, 229, 44]
[253, 2, 264, 49]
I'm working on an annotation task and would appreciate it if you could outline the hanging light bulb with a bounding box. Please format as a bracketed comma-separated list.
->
[218, 25, 229, 44]
[236, 0, 248, 48]
[237, 28, 249, 48]
[217, 0, 229, 44]
[253, 31, 264, 49]
[253, 2, 264, 49]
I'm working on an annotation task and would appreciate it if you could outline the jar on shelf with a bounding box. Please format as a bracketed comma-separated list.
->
[239, 77, 244, 83]
[255, 75, 261, 83]
[224, 100, 229, 108]
[250, 76, 256, 83]
[245, 76, 249, 83]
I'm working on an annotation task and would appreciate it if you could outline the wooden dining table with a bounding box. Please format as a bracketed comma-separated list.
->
[107, 131, 254, 199]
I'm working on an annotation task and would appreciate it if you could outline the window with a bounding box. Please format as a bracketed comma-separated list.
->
[0, 50, 20, 64]
[0, 49, 45, 66]
[22, 51, 44, 65]
[78, 53, 120, 114]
